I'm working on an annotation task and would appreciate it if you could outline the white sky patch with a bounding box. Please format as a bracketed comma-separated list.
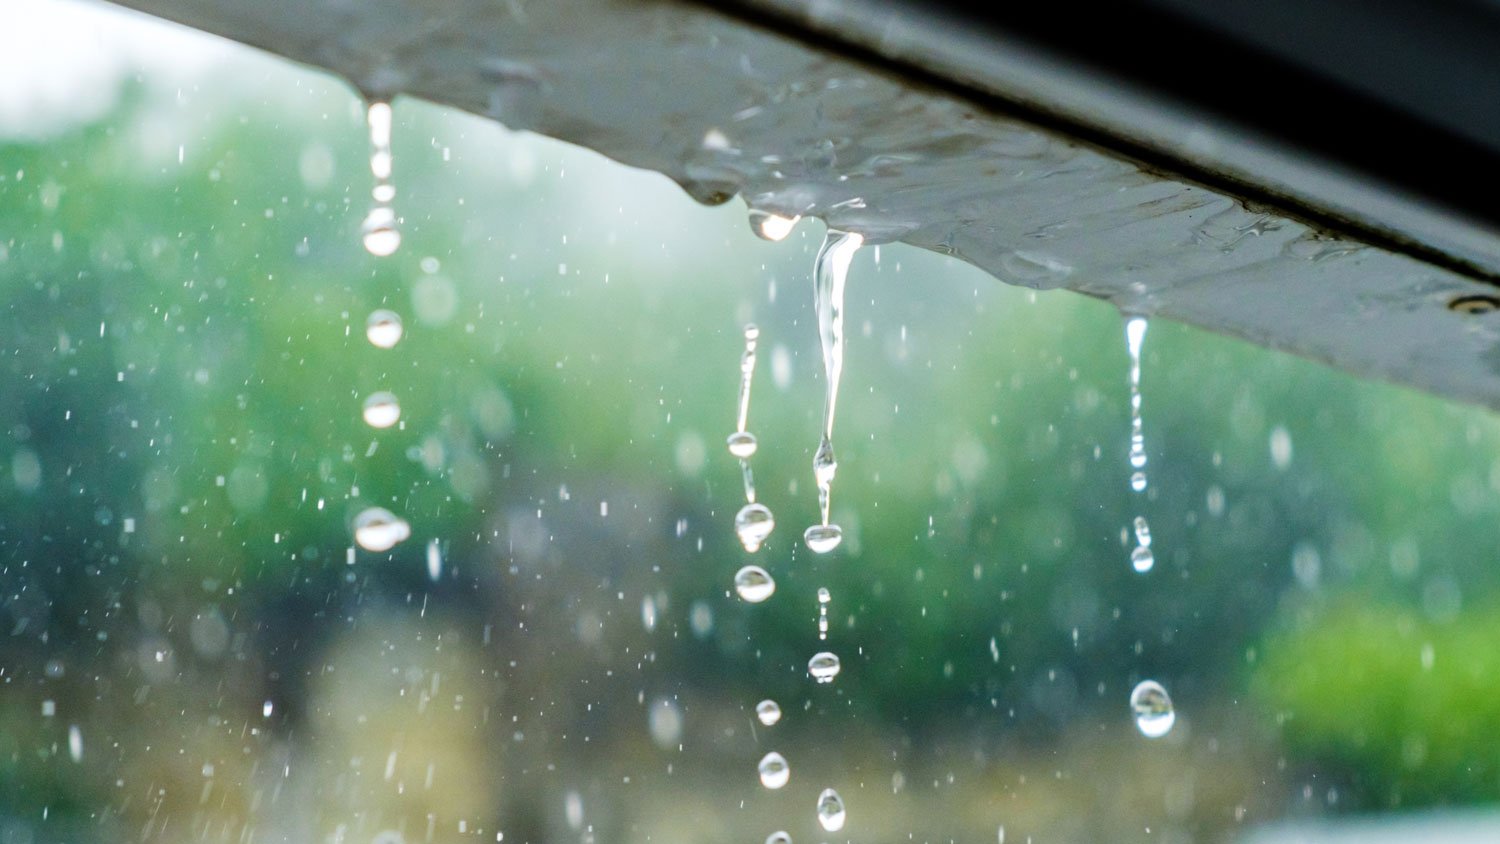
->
[0, 0, 230, 139]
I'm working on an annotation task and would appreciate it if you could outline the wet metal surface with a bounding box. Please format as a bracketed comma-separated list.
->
[100, 0, 1500, 409]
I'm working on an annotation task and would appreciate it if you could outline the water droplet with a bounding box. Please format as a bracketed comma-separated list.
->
[734, 565, 776, 603]
[362, 391, 401, 428]
[365, 309, 404, 348]
[362, 208, 401, 257]
[755, 699, 782, 726]
[1130, 545, 1154, 573]
[262, 700, 273, 718]
[353, 507, 411, 552]
[1130, 680, 1175, 738]
[758, 751, 790, 789]
[1130, 471, 1147, 492]
[648, 698, 683, 749]
[816, 788, 847, 832]
[426, 538, 442, 581]
[67, 725, 82, 762]
[735, 503, 775, 552]
[749, 209, 800, 242]
[808, 651, 841, 683]
[727, 431, 759, 459]
[803, 523, 843, 554]
[766, 833, 792, 844]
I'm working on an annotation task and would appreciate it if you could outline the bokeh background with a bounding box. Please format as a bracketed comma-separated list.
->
[5, 2, 1500, 842]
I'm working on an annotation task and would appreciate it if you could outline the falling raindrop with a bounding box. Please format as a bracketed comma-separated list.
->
[765, 833, 792, 844]
[1124, 315, 1152, 572]
[816, 788, 847, 832]
[362, 391, 401, 428]
[758, 751, 790, 789]
[67, 725, 82, 762]
[262, 700, 274, 719]
[805, 230, 861, 553]
[1130, 679, 1175, 738]
[749, 209, 800, 242]
[365, 309, 404, 348]
[361, 100, 401, 256]
[734, 565, 776, 603]
[755, 699, 782, 726]
[735, 503, 776, 553]
[803, 524, 843, 554]
[1130, 545, 1155, 573]
[426, 538, 442, 581]
[727, 431, 759, 459]
[808, 651, 841, 683]
[353, 507, 411, 552]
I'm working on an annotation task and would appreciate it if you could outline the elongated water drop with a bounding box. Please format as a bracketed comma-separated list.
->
[765, 833, 792, 844]
[749, 209, 800, 242]
[1130, 679, 1175, 738]
[1124, 315, 1153, 572]
[758, 751, 790, 789]
[366, 309, 404, 348]
[808, 651, 841, 683]
[756, 699, 782, 726]
[68, 725, 83, 762]
[816, 788, 847, 832]
[1131, 515, 1154, 572]
[817, 586, 830, 640]
[426, 538, 442, 581]
[362, 100, 401, 256]
[805, 231, 862, 552]
[735, 324, 759, 436]
[735, 503, 775, 552]
[734, 565, 775, 603]
[353, 506, 411, 552]
[362, 391, 401, 428]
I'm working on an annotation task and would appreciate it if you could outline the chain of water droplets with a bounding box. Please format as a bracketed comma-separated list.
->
[1125, 316, 1154, 574]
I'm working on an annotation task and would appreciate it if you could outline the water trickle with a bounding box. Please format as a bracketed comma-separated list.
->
[804, 231, 862, 553]
[361, 100, 401, 256]
[425, 538, 442, 581]
[816, 788, 847, 832]
[734, 565, 776, 603]
[734, 503, 775, 553]
[1124, 316, 1152, 572]
[817, 586, 830, 640]
[353, 506, 412, 552]
[755, 698, 782, 726]
[758, 751, 790, 789]
[749, 209, 800, 242]
[729, 324, 774, 550]
[808, 651, 841, 683]
[362, 391, 401, 428]
[1130, 679, 1175, 738]
[365, 309, 404, 348]
[765, 833, 792, 844]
